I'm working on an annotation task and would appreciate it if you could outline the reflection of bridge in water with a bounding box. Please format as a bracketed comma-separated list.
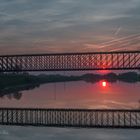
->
[0, 51, 140, 71]
[0, 108, 140, 128]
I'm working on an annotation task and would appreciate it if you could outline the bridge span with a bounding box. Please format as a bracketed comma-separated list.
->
[0, 51, 140, 72]
[0, 108, 140, 128]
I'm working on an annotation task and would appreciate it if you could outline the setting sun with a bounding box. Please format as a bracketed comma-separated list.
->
[102, 81, 107, 87]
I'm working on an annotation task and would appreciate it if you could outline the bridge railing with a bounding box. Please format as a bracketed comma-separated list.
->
[0, 108, 140, 128]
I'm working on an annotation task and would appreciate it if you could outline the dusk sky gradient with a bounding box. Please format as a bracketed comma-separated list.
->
[0, 0, 140, 54]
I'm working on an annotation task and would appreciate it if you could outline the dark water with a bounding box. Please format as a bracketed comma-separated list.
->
[0, 76, 139, 109]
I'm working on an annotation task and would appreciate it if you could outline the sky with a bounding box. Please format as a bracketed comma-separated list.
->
[0, 0, 140, 54]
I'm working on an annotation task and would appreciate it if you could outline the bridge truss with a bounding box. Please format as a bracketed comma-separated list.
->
[0, 108, 140, 128]
[0, 51, 140, 72]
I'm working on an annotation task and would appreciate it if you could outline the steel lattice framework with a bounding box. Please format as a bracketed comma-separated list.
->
[0, 51, 140, 72]
[0, 108, 140, 128]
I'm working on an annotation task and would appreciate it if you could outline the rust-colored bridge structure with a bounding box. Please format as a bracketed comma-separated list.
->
[0, 51, 140, 72]
[0, 108, 140, 128]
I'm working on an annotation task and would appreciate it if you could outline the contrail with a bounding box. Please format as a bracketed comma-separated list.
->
[99, 33, 140, 45]
[103, 36, 140, 47]
[114, 27, 121, 36]
[106, 39, 140, 52]
[107, 42, 135, 51]
[109, 48, 128, 52]
[109, 45, 138, 52]
[104, 38, 140, 52]
[99, 33, 140, 49]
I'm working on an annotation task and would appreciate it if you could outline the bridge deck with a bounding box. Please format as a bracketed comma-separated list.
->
[0, 108, 140, 128]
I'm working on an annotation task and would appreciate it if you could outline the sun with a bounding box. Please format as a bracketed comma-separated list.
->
[102, 81, 107, 87]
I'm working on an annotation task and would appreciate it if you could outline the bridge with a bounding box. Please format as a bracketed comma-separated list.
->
[0, 108, 140, 128]
[0, 51, 140, 72]
[0, 51, 140, 129]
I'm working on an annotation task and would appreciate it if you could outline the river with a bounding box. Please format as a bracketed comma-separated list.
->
[0, 71, 139, 109]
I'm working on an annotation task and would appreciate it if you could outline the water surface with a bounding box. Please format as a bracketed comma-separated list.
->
[0, 78, 139, 109]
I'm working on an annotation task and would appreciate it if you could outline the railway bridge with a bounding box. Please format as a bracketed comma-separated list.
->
[0, 51, 140, 72]
[0, 108, 140, 128]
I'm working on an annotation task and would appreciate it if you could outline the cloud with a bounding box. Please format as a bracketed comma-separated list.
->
[0, 0, 140, 54]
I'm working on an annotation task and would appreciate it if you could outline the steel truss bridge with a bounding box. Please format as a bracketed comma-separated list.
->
[0, 51, 140, 72]
[0, 108, 140, 128]
[0, 51, 140, 128]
